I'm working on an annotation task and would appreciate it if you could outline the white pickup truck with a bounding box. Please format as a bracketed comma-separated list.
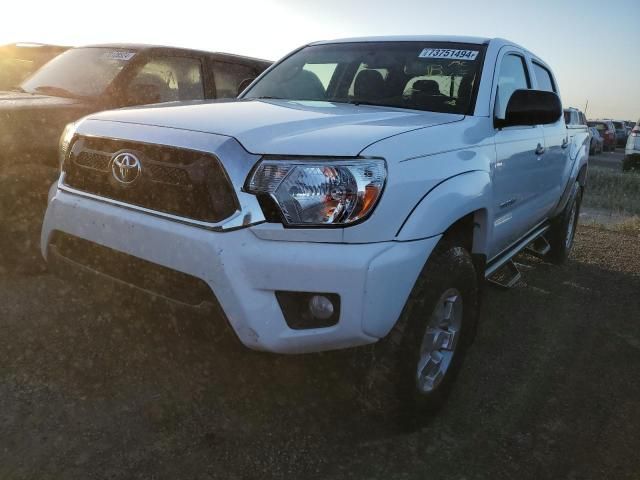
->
[42, 36, 589, 416]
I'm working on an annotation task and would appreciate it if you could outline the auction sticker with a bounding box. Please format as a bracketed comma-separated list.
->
[418, 48, 479, 60]
[103, 51, 136, 61]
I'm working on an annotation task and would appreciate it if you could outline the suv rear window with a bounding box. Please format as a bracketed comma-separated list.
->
[588, 121, 607, 131]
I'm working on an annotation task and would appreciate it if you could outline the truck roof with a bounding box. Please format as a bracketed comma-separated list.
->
[76, 43, 272, 67]
[311, 35, 492, 45]
[309, 36, 543, 68]
[309, 35, 525, 48]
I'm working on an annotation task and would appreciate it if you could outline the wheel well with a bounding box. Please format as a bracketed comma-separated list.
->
[577, 164, 588, 188]
[442, 210, 488, 253]
[441, 210, 488, 287]
[442, 213, 475, 252]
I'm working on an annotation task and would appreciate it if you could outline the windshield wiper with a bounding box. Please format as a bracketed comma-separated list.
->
[346, 99, 393, 108]
[251, 96, 285, 100]
[33, 85, 78, 98]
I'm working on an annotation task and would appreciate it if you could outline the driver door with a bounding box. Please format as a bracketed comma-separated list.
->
[491, 52, 546, 259]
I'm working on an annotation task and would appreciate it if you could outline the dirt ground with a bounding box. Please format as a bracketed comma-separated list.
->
[1, 225, 639, 480]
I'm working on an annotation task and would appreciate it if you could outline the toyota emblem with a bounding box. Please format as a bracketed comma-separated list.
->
[111, 152, 142, 184]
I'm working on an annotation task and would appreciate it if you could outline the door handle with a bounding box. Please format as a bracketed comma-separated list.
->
[561, 138, 570, 149]
[535, 143, 546, 156]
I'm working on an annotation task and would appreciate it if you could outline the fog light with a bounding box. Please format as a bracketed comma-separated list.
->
[309, 295, 334, 320]
[275, 291, 340, 330]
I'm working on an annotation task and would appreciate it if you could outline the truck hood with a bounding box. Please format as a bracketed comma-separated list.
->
[85, 99, 464, 157]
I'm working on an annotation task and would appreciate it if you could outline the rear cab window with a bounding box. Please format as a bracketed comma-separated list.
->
[532, 62, 556, 93]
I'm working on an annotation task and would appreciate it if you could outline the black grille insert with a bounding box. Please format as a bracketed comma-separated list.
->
[50, 232, 216, 307]
[63, 137, 238, 223]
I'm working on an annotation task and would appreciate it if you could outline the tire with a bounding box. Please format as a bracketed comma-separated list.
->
[547, 181, 582, 265]
[357, 241, 479, 425]
[0, 164, 59, 274]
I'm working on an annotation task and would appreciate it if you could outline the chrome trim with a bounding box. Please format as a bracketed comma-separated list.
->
[58, 173, 265, 232]
[58, 131, 268, 232]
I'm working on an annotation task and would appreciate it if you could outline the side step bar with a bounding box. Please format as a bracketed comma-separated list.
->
[487, 260, 521, 288]
[485, 223, 550, 287]
[525, 236, 551, 258]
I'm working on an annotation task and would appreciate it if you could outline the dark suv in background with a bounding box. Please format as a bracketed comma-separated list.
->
[588, 120, 617, 152]
[0, 43, 69, 90]
[0, 43, 271, 272]
[1, 44, 271, 167]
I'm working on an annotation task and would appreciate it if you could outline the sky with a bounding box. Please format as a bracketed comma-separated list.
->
[1, 0, 638, 120]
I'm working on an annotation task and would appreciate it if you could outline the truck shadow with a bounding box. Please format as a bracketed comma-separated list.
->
[1, 228, 639, 478]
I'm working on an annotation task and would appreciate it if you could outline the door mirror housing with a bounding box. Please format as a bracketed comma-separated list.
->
[496, 89, 562, 129]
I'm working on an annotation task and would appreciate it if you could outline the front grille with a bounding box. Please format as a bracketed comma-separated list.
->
[50, 232, 217, 307]
[62, 136, 238, 223]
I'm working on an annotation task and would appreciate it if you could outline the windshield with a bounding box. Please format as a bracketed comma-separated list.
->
[244, 42, 485, 114]
[21, 47, 136, 98]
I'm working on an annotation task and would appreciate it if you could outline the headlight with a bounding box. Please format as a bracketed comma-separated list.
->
[58, 121, 78, 169]
[247, 158, 386, 226]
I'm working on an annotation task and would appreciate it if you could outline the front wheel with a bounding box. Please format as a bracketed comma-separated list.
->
[358, 242, 479, 423]
[547, 181, 582, 264]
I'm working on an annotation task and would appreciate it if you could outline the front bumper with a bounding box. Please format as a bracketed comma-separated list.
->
[42, 190, 438, 354]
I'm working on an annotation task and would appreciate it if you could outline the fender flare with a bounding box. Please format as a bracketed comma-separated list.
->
[395, 170, 492, 247]
[554, 137, 589, 217]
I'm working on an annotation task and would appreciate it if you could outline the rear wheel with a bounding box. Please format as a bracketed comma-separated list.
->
[358, 242, 479, 425]
[547, 181, 582, 265]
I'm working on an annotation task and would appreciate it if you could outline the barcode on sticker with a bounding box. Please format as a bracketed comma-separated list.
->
[104, 51, 136, 61]
[418, 49, 479, 60]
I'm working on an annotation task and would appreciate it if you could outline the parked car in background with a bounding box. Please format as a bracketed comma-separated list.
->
[564, 107, 587, 127]
[624, 121, 635, 136]
[0, 43, 69, 90]
[42, 36, 589, 419]
[588, 126, 604, 155]
[0, 43, 271, 272]
[623, 122, 640, 171]
[588, 120, 616, 151]
[612, 120, 628, 147]
[564, 108, 590, 158]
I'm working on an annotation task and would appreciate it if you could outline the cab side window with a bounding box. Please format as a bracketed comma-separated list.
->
[127, 56, 204, 104]
[532, 62, 556, 93]
[212, 62, 257, 98]
[495, 54, 530, 120]
[579, 112, 587, 126]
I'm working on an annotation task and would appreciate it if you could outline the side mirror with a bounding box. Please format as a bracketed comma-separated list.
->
[496, 89, 562, 129]
[126, 83, 162, 106]
[237, 77, 256, 97]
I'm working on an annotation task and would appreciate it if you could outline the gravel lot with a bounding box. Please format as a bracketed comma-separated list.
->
[589, 149, 625, 171]
[1, 226, 639, 479]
